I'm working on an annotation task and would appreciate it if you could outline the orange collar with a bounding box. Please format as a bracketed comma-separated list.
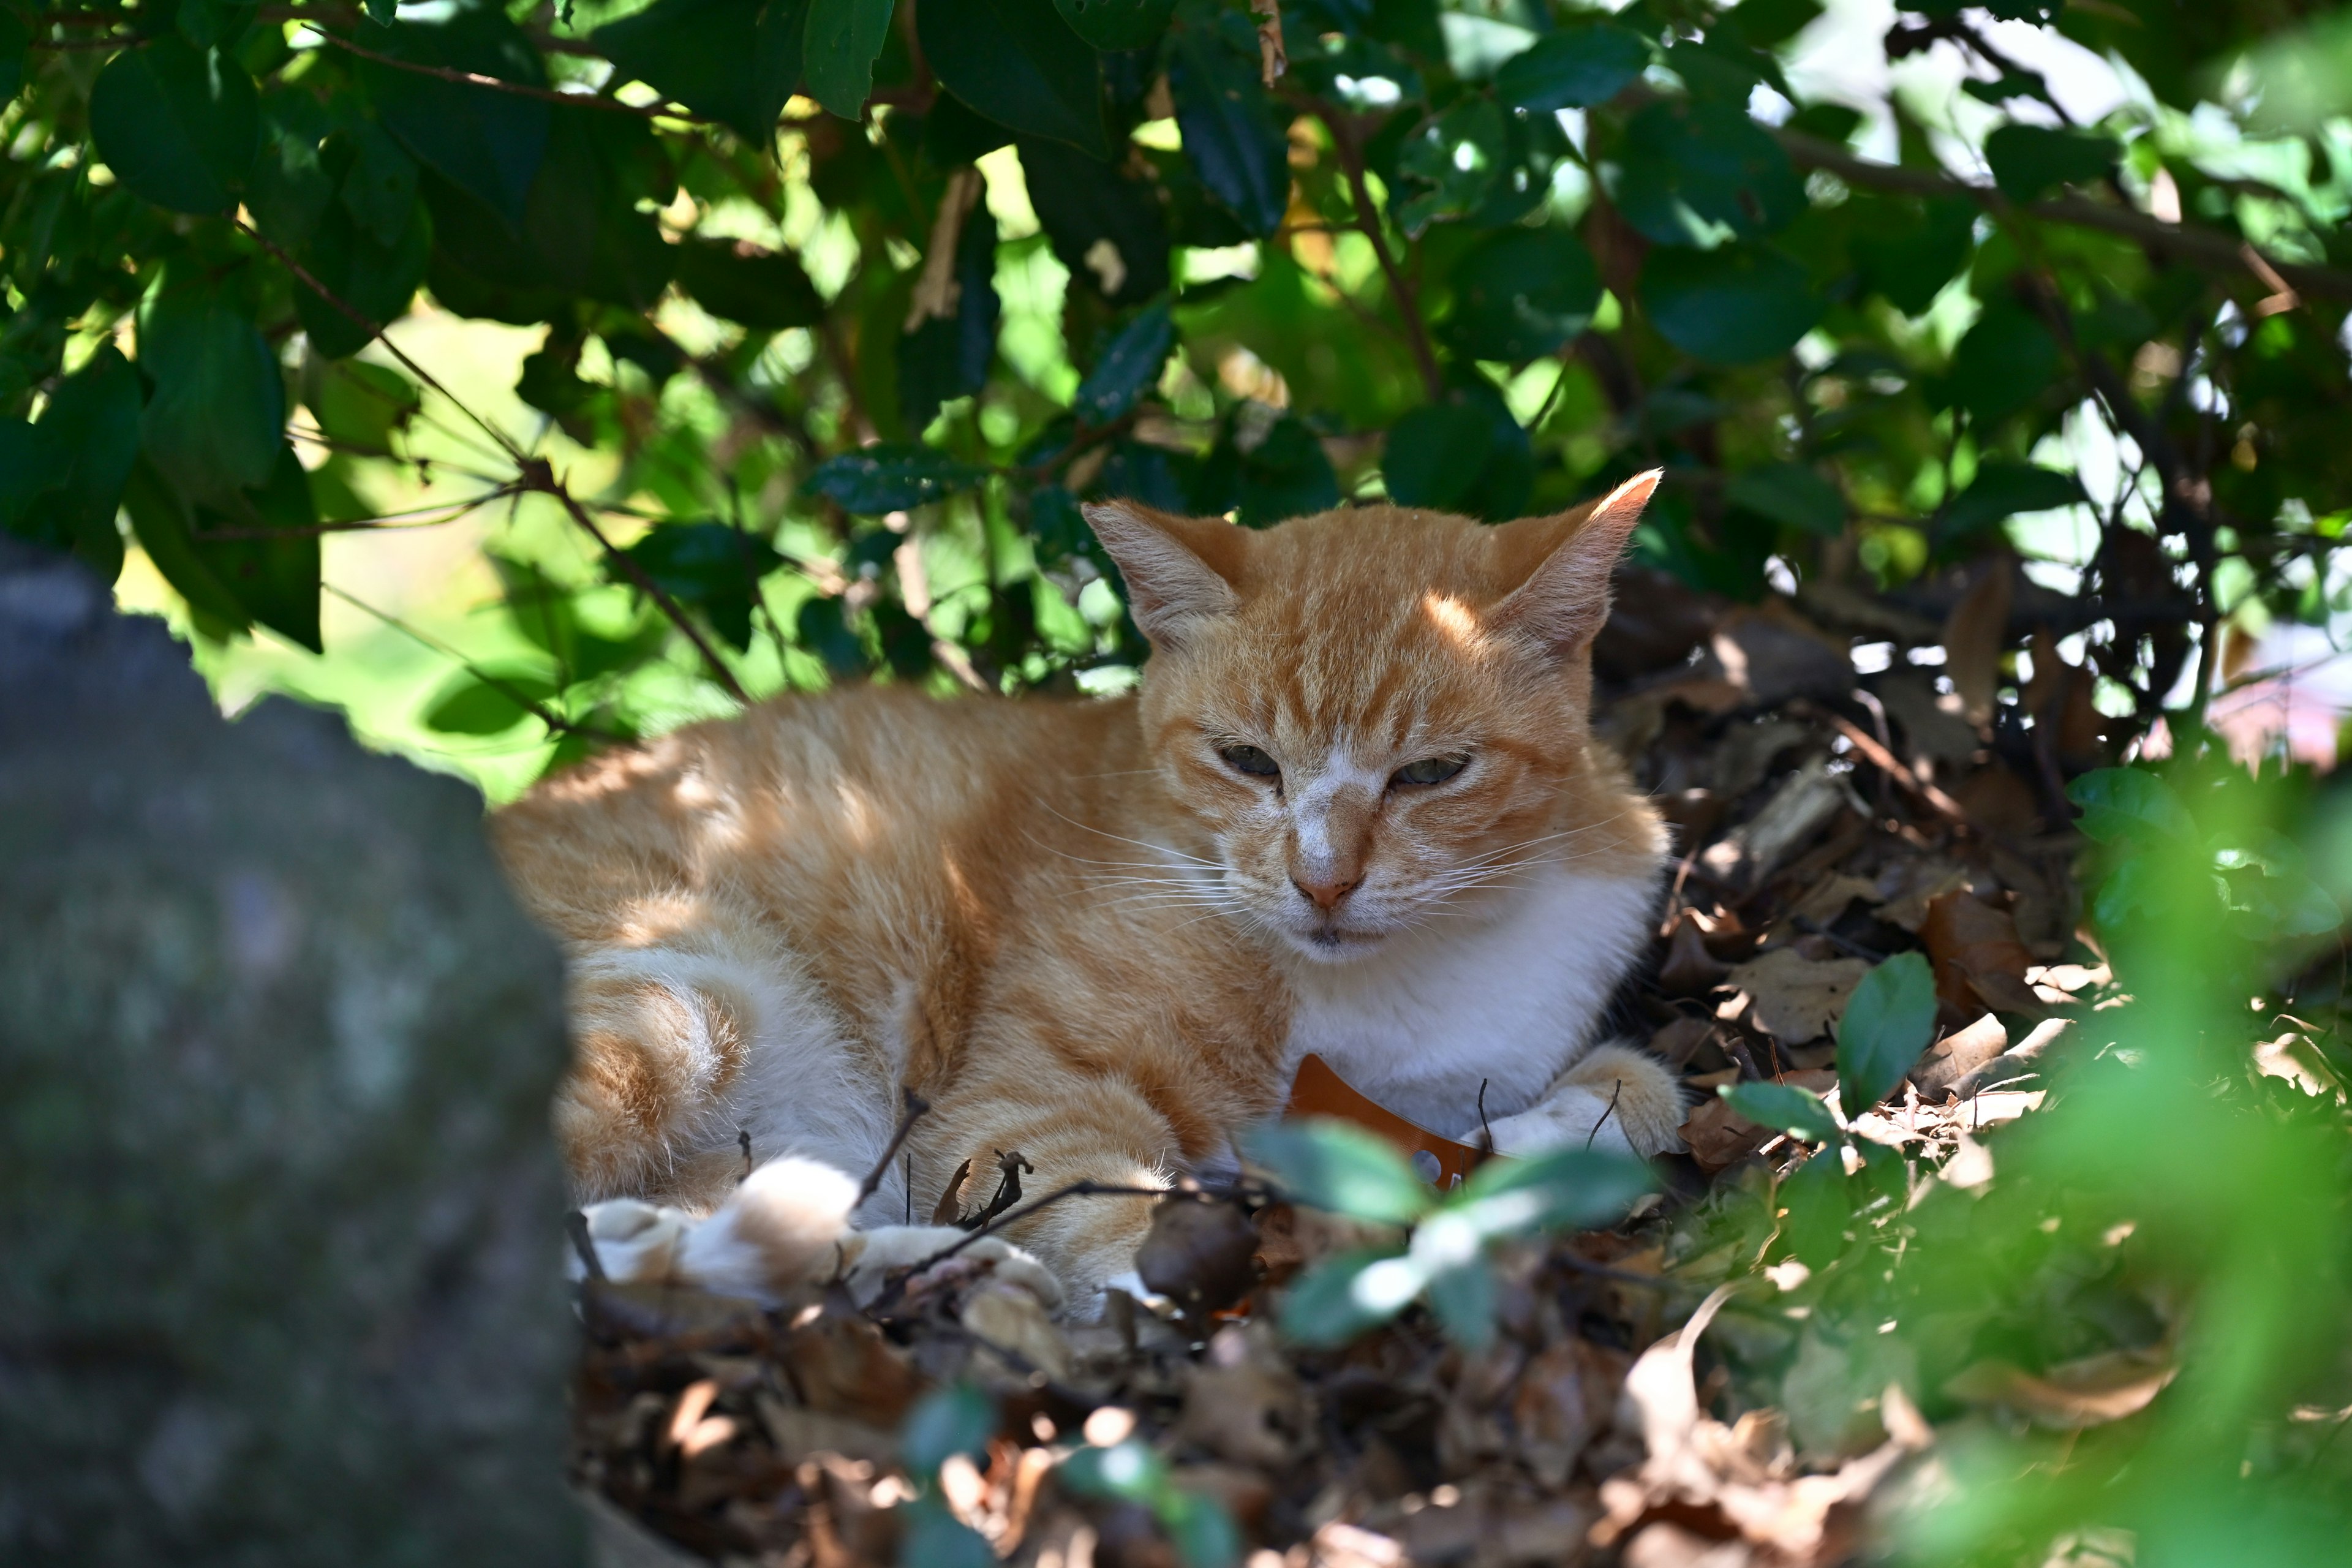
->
[1284, 1054, 1497, 1189]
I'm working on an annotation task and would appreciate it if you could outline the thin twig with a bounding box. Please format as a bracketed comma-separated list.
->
[1585, 1079, 1624, 1150]
[322, 582, 624, 741]
[1304, 95, 1444, 403]
[865, 1178, 1169, 1316]
[518, 459, 753, 704]
[856, 1090, 932, 1206]
[300, 23, 715, 124]
[565, 1210, 606, 1281]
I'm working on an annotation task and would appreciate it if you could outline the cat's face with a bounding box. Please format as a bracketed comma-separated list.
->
[1087, 477, 1663, 963]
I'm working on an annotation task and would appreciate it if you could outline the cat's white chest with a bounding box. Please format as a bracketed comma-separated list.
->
[1280, 866, 1657, 1137]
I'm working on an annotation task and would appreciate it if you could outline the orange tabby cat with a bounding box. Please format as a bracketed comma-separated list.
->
[491, 473, 1680, 1311]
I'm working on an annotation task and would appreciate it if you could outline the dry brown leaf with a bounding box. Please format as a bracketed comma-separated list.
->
[1785, 872, 1878, 929]
[1724, 949, 1871, 1042]
[1910, 1013, 2008, 1101]
[1678, 1096, 1775, 1172]
[1873, 671, 1980, 767]
[1921, 891, 2043, 1015]
[1943, 562, 2012, 728]
[1942, 1348, 2176, 1428]
[1651, 1016, 1720, 1069]
[1660, 912, 1732, 995]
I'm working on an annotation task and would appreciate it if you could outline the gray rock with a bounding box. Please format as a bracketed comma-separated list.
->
[0, 540, 582, 1566]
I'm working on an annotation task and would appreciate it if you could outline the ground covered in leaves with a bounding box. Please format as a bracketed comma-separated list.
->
[569, 565, 2221, 1568]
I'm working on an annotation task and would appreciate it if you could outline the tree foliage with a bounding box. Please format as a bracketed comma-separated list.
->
[4, 0, 2348, 790]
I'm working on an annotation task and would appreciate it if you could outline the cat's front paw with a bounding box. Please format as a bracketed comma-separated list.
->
[837, 1224, 1065, 1314]
[1475, 1044, 1688, 1159]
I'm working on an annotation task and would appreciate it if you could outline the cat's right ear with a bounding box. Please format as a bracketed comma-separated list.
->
[1082, 500, 1243, 650]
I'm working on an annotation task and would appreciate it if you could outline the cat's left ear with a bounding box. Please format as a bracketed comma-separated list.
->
[1491, 470, 1661, 657]
[1081, 499, 1245, 650]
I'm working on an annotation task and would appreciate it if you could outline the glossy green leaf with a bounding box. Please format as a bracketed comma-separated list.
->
[1204, 409, 1340, 527]
[1728, 462, 1844, 535]
[802, 0, 892, 121]
[622, 519, 785, 651]
[1721, 1080, 1839, 1142]
[1614, 98, 1804, 247]
[921, 0, 1107, 160]
[1423, 1256, 1498, 1349]
[337, 121, 420, 247]
[1493, 21, 1648, 110]
[1443, 226, 1600, 361]
[3, 347, 143, 580]
[671, 237, 826, 330]
[1834, 951, 1937, 1113]
[195, 445, 324, 650]
[1072, 303, 1174, 426]
[1168, 21, 1288, 237]
[1382, 401, 1493, 510]
[1019, 137, 1170, 306]
[1984, 123, 2119, 203]
[1940, 461, 2085, 541]
[1643, 243, 1820, 363]
[137, 281, 285, 504]
[294, 199, 432, 358]
[596, 0, 807, 138]
[1052, 0, 1174, 50]
[899, 208, 1001, 432]
[801, 444, 990, 513]
[89, 39, 260, 214]
[357, 10, 550, 228]
[1241, 1119, 1434, 1224]
[2067, 768, 2197, 847]
[177, 0, 257, 51]
[1779, 1144, 1851, 1269]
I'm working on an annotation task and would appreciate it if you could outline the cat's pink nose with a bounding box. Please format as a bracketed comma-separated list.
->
[1292, 873, 1359, 911]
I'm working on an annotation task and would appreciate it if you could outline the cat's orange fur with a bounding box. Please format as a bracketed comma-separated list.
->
[491, 475, 1679, 1304]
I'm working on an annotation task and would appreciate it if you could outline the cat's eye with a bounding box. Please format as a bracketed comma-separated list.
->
[1392, 755, 1468, 788]
[1218, 744, 1281, 779]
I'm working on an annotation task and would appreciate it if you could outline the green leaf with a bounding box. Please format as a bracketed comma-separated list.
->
[921, 0, 1107, 160]
[801, 443, 990, 513]
[1058, 1438, 1170, 1503]
[1162, 1489, 1246, 1568]
[137, 279, 285, 504]
[122, 460, 253, 631]
[2066, 767, 2196, 846]
[0, 9, 26, 100]
[89, 38, 260, 214]
[1940, 460, 2084, 541]
[178, 0, 257, 51]
[358, 10, 549, 228]
[304, 358, 421, 453]
[337, 121, 420, 247]
[1382, 401, 1493, 511]
[1052, 0, 1172, 50]
[1945, 304, 2060, 426]
[7, 347, 144, 581]
[1241, 1119, 1434, 1224]
[1613, 98, 1804, 247]
[1442, 226, 1600, 361]
[899, 206, 1001, 432]
[1493, 21, 1648, 110]
[622, 519, 783, 650]
[1779, 1144, 1851, 1269]
[1983, 123, 2118, 203]
[293, 198, 432, 358]
[1072, 303, 1173, 425]
[1202, 409, 1339, 527]
[596, 0, 807, 139]
[900, 1498, 995, 1568]
[1642, 243, 1820, 363]
[1168, 21, 1288, 237]
[672, 236, 827, 330]
[802, 0, 892, 121]
[794, 594, 870, 675]
[423, 666, 560, 733]
[195, 444, 324, 651]
[1834, 951, 1937, 1113]
[1423, 1256, 1498, 1349]
[1853, 197, 1976, 315]
[901, 1384, 997, 1474]
[1727, 462, 1844, 536]
[1018, 137, 1170, 306]
[1393, 96, 1507, 235]
[1457, 1144, 1657, 1231]
[1278, 1245, 1417, 1346]
[1721, 1080, 1839, 1142]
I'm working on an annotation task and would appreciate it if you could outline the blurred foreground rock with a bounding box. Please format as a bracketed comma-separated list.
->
[0, 541, 581, 1566]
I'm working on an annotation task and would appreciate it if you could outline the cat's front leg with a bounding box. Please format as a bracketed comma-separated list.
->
[1474, 1042, 1687, 1158]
